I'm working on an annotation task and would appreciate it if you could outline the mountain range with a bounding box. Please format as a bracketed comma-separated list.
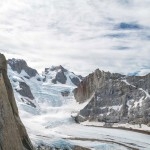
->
[0, 53, 150, 149]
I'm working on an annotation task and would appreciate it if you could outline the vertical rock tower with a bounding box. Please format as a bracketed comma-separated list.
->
[0, 53, 34, 150]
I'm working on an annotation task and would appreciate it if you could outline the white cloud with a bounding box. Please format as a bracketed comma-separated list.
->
[0, 0, 150, 76]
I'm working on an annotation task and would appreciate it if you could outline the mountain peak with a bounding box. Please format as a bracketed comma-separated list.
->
[45, 65, 67, 74]
[43, 65, 81, 86]
[8, 58, 38, 77]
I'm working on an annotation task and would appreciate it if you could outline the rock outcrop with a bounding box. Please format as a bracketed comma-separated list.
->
[70, 75, 81, 86]
[0, 53, 34, 150]
[16, 81, 34, 100]
[74, 69, 150, 126]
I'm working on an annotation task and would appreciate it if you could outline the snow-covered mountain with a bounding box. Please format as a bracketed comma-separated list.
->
[7, 59, 82, 112]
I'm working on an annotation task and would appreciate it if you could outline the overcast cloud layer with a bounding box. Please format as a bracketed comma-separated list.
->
[0, 0, 150, 75]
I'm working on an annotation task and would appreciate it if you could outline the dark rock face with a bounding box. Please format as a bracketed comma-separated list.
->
[0, 54, 34, 150]
[8, 58, 38, 77]
[61, 90, 70, 97]
[70, 76, 80, 86]
[55, 69, 67, 84]
[74, 69, 150, 126]
[16, 82, 34, 100]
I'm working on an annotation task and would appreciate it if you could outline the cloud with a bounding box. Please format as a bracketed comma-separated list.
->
[0, 0, 150, 76]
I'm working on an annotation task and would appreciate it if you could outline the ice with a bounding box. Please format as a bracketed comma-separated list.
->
[68, 140, 129, 150]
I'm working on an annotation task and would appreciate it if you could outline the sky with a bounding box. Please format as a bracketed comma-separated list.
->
[0, 0, 150, 76]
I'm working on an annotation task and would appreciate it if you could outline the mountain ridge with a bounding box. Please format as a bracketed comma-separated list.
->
[74, 68, 150, 128]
